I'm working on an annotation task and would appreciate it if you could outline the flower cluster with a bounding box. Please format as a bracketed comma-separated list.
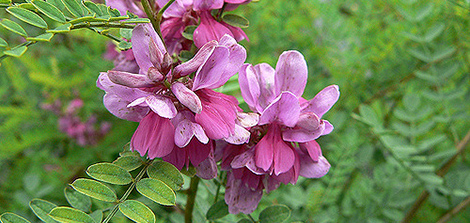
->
[99, 0, 338, 214]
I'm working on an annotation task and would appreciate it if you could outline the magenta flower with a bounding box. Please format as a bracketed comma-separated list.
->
[98, 24, 248, 164]
[106, 0, 147, 18]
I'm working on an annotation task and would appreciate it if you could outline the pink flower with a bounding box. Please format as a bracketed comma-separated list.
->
[106, 0, 147, 18]
[193, 11, 248, 48]
[98, 24, 248, 162]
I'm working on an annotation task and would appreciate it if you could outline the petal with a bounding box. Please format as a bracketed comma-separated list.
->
[193, 0, 224, 11]
[132, 24, 166, 73]
[322, 120, 334, 136]
[254, 126, 276, 171]
[162, 146, 187, 170]
[218, 34, 247, 79]
[254, 63, 277, 111]
[302, 85, 340, 118]
[274, 50, 308, 97]
[146, 95, 177, 118]
[127, 97, 147, 107]
[259, 92, 300, 127]
[238, 64, 261, 112]
[299, 140, 321, 162]
[237, 112, 259, 128]
[225, 173, 263, 214]
[193, 11, 231, 48]
[299, 155, 330, 178]
[174, 119, 194, 148]
[131, 112, 175, 159]
[282, 123, 325, 143]
[107, 70, 155, 88]
[97, 72, 149, 101]
[195, 156, 218, 179]
[296, 112, 321, 131]
[192, 46, 230, 91]
[192, 123, 209, 144]
[173, 41, 217, 77]
[103, 94, 149, 122]
[171, 82, 202, 114]
[188, 139, 212, 166]
[273, 141, 295, 175]
[224, 124, 250, 145]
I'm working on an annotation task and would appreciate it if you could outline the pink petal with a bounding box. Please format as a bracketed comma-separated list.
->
[299, 140, 321, 162]
[173, 41, 217, 77]
[218, 35, 247, 79]
[224, 124, 250, 145]
[195, 155, 218, 179]
[163, 146, 187, 170]
[254, 126, 276, 171]
[236, 112, 259, 128]
[238, 64, 261, 112]
[127, 97, 147, 107]
[282, 123, 325, 143]
[192, 123, 209, 144]
[296, 112, 321, 131]
[171, 82, 202, 113]
[193, 11, 231, 48]
[273, 140, 295, 175]
[192, 46, 230, 91]
[259, 92, 300, 127]
[299, 155, 330, 178]
[254, 63, 276, 111]
[225, 173, 263, 214]
[302, 85, 340, 118]
[274, 50, 308, 97]
[103, 94, 149, 122]
[107, 70, 155, 88]
[193, 0, 224, 11]
[174, 119, 194, 148]
[322, 120, 334, 136]
[146, 95, 177, 118]
[188, 139, 212, 166]
[132, 24, 166, 73]
[97, 73, 149, 101]
[131, 112, 175, 159]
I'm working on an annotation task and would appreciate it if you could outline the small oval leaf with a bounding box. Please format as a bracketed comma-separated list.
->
[29, 199, 58, 223]
[31, 0, 66, 23]
[46, 23, 71, 33]
[0, 19, 28, 37]
[70, 178, 117, 202]
[6, 7, 48, 29]
[4, 45, 28, 57]
[64, 187, 91, 212]
[147, 161, 184, 191]
[222, 14, 249, 28]
[259, 205, 291, 223]
[206, 200, 229, 220]
[136, 178, 176, 206]
[0, 213, 31, 223]
[113, 156, 142, 171]
[119, 200, 156, 223]
[89, 211, 102, 223]
[26, 33, 54, 42]
[182, 25, 197, 40]
[60, 0, 84, 17]
[48, 207, 95, 223]
[86, 162, 133, 185]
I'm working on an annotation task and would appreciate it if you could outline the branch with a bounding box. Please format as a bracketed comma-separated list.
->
[185, 177, 200, 223]
[436, 196, 470, 223]
[401, 129, 470, 223]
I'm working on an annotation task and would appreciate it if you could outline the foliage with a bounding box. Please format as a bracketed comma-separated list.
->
[1, 0, 470, 222]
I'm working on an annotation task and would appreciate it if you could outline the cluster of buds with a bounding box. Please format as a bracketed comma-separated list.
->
[42, 98, 111, 146]
[99, 0, 339, 214]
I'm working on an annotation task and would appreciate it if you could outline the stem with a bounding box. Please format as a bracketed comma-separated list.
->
[102, 160, 153, 223]
[141, 0, 167, 42]
[437, 196, 470, 223]
[401, 129, 470, 223]
[185, 177, 200, 223]
[71, 23, 136, 30]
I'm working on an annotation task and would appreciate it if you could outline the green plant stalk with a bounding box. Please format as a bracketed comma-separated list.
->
[185, 176, 200, 223]
[437, 196, 470, 223]
[71, 22, 136, 30]
[401, 129, 470, 223]
[102, 160, 153, 223]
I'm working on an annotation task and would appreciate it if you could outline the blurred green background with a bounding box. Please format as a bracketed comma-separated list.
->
[1, 0, 470, 222]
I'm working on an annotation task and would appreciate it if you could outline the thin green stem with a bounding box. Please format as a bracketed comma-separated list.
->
[158, 0, 177, 18]
[102, 160, 153, 223]
[141, 0, 163, 39]
[87, 28, 122, 42]
[247, 214, 256, 222]
[185, 176, 200, 223]
[213, 172, 226, 203]
[71, 23, 135, 30]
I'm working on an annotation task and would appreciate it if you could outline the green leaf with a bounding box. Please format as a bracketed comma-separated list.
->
[26, 33, 54, 42]
[118, 41, 132, 50]
[357, 105, 381, 127]
[108, 7, 121, 17]
[0, 37, 7, 47]
[69, 16, 98, 24]
[29, 199, 58, 223]
[259, 205, 291, 223]
[121, 18, 150, 24]
[4, 46, 28, 57]
[17, 3, 35, 10]
[89, 211, 102, 223]
[431, 46, 456, 61]
[82, 1, 105, 16]
[6, 7, 48, 28]
[119, 200, 156, 223]
[32, 0, 66, 23]
[181, 25, 197, 40]
[86, 162, 133, 185]
[60, 0, 84, 17]
[206, 200, 229, 220]
[108, 15, 130, 22]
[136, 178, 176, 206]
[403, 92, 421, 112]
[238, 219, 253, 223]
[49, 207, 95, 223]
[113, 155, 142, 171]
[0, 0, 12, 6]
[0, 19, 28, 37]
[120, 28, 132, 39]
[46, 23, 71, 33]
[382, 208, 403, 221]
[0, 213, 31, 223]
[419, 173, 443, 185]
[147, 161, 184, 191]
[414, 3, 434, 22]
[417, 134, 446, 152]
[424, 23, 445, 42]
[408, 48, 432, 62]
[70, 178, 117, 202]
[64, 187, 92, 212]
[222, 14, 249, 28]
